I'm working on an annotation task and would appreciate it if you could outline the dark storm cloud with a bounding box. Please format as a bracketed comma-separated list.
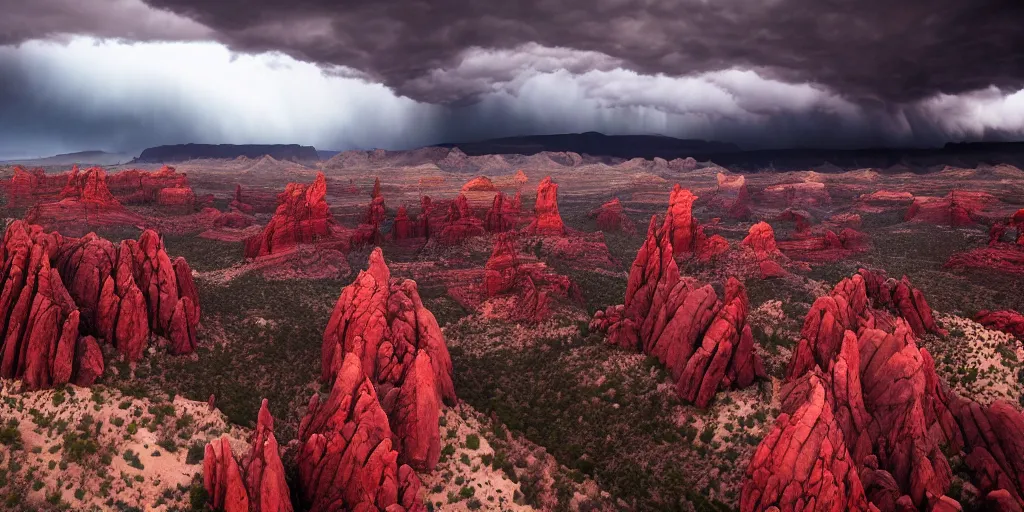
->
[126, 0, 1024, 104]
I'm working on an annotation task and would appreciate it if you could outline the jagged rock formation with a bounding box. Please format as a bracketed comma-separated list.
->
[483, 192, 518, 233]
[974, 310, 1024, 338]
[299, 352, 426, 511]
[0, 220, 201, 390]
[711, 173, 752, 219]
[590, 198, 635, 233]
[0, 221, 103, 389]
[526, 176, 566, 236]
[391, 206, 423, 241]
[484, 233, 519, 297]
[203, 399, 293, 512]
[244, 173, 345, 258]
[905, 190, 998, 226]
[662, 185, 729, 261]
[320, 248, 455, 471]
[437, 194, 485, 244]
[461, 176, 497, 192]
[353, 178, 386, 247]
[589, 216, 765, 407]
[742, 269, 1024, 512]
[2, 164, 194, 209]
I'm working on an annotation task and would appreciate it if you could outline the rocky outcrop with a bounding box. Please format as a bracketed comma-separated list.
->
[589, 216, 764, 407]
[0, 221, 103, 389]
[320, 248, 455, 471]
[461, 176, 497, 192]
[365, 178, 386, 226]
[1, 166, 70, 206]
[662, 185, 729, 261]
[244, 173, 345, 258]
[105, 165, 194, 205]
[712, 173, 751, 219]
[741, 222, 787, 279]
[526, 176, 566, 236]
[483, 192, 517, 233]
[204, 399, 293, 512]
[857, 269, 946, 337]
[590, 198, 635, 233]
[858, 190, 915, 207]
[156, 187, 196, 209]
[778, 208, 813, 235]
[299, 352, 425, 511]
[974, 310, 1024, 338]
[776, 228, 871, 263]
[391, 206, 420, 241]
[484, 233, 519, 297]
[905, 190, 998, 226]
[438, 195, 485, 244]
[741, 266, 1024, 512]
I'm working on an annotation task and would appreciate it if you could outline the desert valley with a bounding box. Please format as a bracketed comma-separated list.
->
[1, 139, 1024, 512]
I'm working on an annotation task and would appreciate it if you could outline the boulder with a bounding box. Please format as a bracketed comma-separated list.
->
[526, 176, 566, 235]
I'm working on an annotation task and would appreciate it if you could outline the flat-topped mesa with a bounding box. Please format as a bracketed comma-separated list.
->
[712, 173, 752, 219]
[905, 190, 998, 226]
[760, 181, 831, 208]
[320, 248, 455, 471]
[483, 192, 517, 233]
[244, 172, 344, 258]
[526, 176, 566, 236]
[484, 233, 520, 297]
[461, 175, 498, 192]
[590, 216, 764, 407]
[662, 184, 729, 261]
[438, 194, 485, 244]
[590, 198, 636, 233]
[101, 165, 195, 205]
[298, 353, 425, 512]
[0, 221, 102, 389]
[203, 399, 293, 512]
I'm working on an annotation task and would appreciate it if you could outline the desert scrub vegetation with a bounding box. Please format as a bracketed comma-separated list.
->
[446, 313, 746, 510]
[106, 272, 343, 439]
[161, 234, 244, 272]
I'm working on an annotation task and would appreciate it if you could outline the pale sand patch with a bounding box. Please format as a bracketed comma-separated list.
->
[0, 381, 248, 510]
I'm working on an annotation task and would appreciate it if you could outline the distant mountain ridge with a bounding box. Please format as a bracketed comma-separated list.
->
[435, 131, 741, 159]
[2, 150, 134, 167]
[134, 143, 319, 163]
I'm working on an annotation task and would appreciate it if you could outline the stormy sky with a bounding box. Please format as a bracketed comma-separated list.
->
[1, 0, 1024, 159]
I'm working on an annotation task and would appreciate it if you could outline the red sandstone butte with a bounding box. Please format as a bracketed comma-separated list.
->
[590, 198, 635, 233]
[905, 190, 998, 226]
[484, 192, 518, 233]
[244, 172, 344, 258]
[461, 175, 498, 192]
[204, 399, 293, 512]
[589, 216, 764, 407]
[298, 352, 425, 511]
[712, 172, 752, 219]
[321, 248, 455, 471]
[661, 185, 729, 261]
[484, 233, 520, 297]
[741, 222, 787, 279]
[526, 176, 566, 236]
[438, 194, 486, 244]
